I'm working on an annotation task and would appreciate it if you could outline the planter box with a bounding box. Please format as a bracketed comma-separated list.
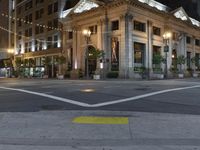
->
[70, 70, 79, 79]
[193, 73, 198, 78]
[93, 74, 100, 80]
[57, 75, 64, 79]
[43, 75, 48, 79]
[178, 74, 184, 78]
[152, 73, 164, 79]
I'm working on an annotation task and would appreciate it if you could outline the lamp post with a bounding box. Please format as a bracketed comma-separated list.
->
[163, 32, 171, 79]
[82, 29, 91, 79]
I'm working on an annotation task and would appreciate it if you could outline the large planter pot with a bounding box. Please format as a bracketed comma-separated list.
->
[57, 75, 64, 79]
[193, 73, 198, 78]
[43, 75, 48, 79]
[178, 73, 184, 78]
[152, 73, 164, 79]
[70, 70, 79, 79]
[93, 74, 100, 80]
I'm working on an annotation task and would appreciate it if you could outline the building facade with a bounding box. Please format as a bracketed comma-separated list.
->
[11, 0, 70, 77]
[61, 0, 200, 79]
[0, 0, 14, 77]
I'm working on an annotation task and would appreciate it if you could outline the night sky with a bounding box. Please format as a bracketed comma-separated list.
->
[156, 0, 200, 20]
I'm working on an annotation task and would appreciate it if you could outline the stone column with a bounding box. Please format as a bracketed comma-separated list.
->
[72, 26, 81, 70]
[119, 13, 133, 78]
[192, 36, 196, 71]
[147, 20, 153, 78]
[102, 15, 110, 72]
[97, 20, 103, 50]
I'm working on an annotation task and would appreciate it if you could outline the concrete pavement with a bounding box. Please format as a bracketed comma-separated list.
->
[0, 110, 200, 150]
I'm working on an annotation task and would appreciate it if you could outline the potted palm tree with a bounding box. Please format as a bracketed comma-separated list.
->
[42, 57, 52, 78]
[57, 55, 66, 79]
[91, 48, 105, 80]
[15, 57, 23, 77]
[177, 55, 186, 78]
[152, 53, 164, 79]
[191, 56, 199, 77]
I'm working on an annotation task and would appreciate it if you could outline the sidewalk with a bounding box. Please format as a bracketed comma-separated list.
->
[0, 110, 200, 150]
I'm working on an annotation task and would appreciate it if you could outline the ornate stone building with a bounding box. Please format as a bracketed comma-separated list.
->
[61, 0, 200, 79]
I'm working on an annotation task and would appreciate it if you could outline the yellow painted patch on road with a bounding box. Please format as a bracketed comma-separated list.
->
[72, 116, 129, 124]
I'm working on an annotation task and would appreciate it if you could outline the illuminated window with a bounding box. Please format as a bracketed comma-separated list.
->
[134, 42, 145, 64]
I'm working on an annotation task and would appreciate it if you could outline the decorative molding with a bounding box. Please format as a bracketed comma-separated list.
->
[23, 48, 61, 58]
[120, 13, 133, 21]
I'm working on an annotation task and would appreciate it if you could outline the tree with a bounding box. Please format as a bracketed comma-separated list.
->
[57, 55, 66, 75]
[29, 58, 35, 67]
[15, 57, 23, 76]
[177, 55, 186, 73]
[152, 54, 164, 73]
[42, 57, 52, 75]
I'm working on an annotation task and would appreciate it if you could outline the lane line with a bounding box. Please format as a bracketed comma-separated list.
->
[0, 86, 91, 107]
[91, 85, 200, 107]
[0, 85, 200, 108]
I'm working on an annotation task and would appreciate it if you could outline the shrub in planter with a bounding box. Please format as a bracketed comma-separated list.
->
[177, 55, 186, 74]
[64, 70, 71, 78]
[106, 71, 119, 78]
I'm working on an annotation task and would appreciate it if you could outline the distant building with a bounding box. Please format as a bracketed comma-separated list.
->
[61, 0, 200, 79]
[0, 0, 13, 57]
[0, 0, 13, 77]
[12, 0, 69, 78]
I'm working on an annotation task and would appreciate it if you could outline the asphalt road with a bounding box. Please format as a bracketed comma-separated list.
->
[0, 78, 200, 115]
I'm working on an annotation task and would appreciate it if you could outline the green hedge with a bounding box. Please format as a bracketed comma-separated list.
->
[106, 71, 119, 78]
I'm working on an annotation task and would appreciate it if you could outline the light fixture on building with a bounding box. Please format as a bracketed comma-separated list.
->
[82, 29, 91, 79]
[7, 48, 14, 54]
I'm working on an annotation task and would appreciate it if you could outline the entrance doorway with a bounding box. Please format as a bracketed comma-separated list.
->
[85, 46, 97, 77]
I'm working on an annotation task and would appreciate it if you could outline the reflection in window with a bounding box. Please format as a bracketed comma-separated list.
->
[134, 42, 145, 64]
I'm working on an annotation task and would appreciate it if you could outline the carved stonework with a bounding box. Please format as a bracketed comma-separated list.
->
[120, 13, 133, 21]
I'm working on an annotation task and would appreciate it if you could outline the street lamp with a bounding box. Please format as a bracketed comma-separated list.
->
[163, 32, 171, 78]
[82, 29, 91, 79]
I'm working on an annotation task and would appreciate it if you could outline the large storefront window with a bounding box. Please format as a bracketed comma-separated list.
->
[111, 37, 119, 71]
[187, 52, 191, 69]
[67, 48, 73, 70]
[195, 53, 200, 70]
[152, 46, 162, 72]
[134, 42, 145, 65]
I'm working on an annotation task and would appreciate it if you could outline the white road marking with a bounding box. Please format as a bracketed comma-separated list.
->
[0, 85, 200, 108]
[0, 86, 91, 107]
[91, 85, 200, 107]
